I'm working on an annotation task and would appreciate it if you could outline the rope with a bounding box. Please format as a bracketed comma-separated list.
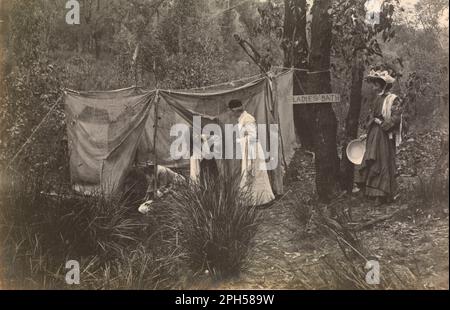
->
[273, 66, 309, 72]
[308, 69, 331, 75]
[181, 73, 263, 91]
[6, 94, 64, 169]
[64, 86, 137, 94]
[273, 66, 331, 74]
[273, 66, 307, 94]
[273, 66, 332, 94]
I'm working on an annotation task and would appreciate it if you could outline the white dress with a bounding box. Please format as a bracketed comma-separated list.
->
[238, 111, 275, 205]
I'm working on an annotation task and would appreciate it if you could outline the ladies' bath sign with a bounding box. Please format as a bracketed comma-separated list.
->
[292, 94, 341, 104]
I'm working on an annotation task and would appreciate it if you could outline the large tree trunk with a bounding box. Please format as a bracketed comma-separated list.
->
[341, 56, 364, 192]
[0, 0, 10, 137]
[308, 0, 339, 202]
[0, 0, 10, 72]
[282, 0, 313, 149]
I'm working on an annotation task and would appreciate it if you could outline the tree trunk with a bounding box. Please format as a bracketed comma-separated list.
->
[0, 0, 10, 136]
[341, 56, 364, 192]
[282, 0, 313, 149]
[308, 0, 339, 202]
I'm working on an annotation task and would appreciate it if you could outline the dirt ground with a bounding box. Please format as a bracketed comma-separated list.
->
[208, 131, 449, 290]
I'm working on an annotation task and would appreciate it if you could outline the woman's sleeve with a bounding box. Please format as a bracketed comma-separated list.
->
[243, 122, 258, 139]
[363, 99, 374, 130]
[365, 115, 374, 129]
[381, 97, 402, 132]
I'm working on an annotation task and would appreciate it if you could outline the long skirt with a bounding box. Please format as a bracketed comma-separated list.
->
[355, 125, 397, 198]
[216, 149, 275, 206]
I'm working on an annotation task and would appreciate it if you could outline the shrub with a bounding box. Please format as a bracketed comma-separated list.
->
[164, 172, 262, 279]
[317, 254, 413, 289]
[412, 175, 449, 209]
[0, 171, 181, 289]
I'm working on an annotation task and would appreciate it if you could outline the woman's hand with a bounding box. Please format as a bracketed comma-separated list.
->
[381, 121, 391, 131]
[374, 118, 383, 125]
[359, 134, 367, 140]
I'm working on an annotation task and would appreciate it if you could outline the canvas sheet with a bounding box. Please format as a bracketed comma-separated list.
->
[64, 71, 297, 195]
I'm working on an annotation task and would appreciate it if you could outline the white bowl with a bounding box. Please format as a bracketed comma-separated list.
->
[346, 139, 366, 165]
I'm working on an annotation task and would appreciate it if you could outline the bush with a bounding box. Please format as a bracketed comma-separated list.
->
[412, 175, 449, 209]
[164, 172, 262, 279]
[0, 171, 181, 289]
[317, 254, 413, 289]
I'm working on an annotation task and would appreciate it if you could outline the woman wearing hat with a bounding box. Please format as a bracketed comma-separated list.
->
[355, 68, 403, 205]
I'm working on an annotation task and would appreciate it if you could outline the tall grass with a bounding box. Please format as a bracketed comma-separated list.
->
[0, 171, 182, 289]
[290, 195, 414, 289]
[0, 168, 262, 287]
[412, 175, 449, 208]
[163, 172, 262, 279]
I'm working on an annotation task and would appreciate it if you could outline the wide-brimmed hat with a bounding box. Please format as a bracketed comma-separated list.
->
[366, 69, 396, 84]
[346, 139, 366, 165]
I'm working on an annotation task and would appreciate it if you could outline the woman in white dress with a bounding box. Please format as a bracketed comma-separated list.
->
[227, 99, 275, 206]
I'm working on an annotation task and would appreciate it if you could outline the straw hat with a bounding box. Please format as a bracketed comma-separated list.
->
[346, 139, 366, 165]
[366, 69, 396, 84]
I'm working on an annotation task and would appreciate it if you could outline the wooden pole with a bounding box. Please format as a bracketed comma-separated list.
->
[234, 34, 269, 76]
[153, 58, 159, 197]
[153, 90, 160, 197]
[132, 44, 139, 87]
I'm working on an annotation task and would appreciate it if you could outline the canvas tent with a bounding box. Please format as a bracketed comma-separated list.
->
[64, 70, 297, 196]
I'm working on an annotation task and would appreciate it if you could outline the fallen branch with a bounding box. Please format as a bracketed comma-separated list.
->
[348, 206, 408, 231]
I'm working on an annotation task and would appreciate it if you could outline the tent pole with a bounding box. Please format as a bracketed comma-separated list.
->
[132, 44, 139, 88]
[153, 90, 160, 197]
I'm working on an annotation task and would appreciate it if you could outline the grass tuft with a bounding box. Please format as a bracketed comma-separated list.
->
[162, 172, 262, 279]
[0, 171, 182, 289]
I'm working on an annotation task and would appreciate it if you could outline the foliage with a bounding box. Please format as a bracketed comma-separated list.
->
[382, 4, 449, 128]
[331, 0, 398, 63]
[412, 175, 449, 209]
[2, 0, 446, 180]
[0, 0, 448, 288]
[165, 172, 262, 279]
[0, 0, 283, 180]
[0, 172, 183, 289]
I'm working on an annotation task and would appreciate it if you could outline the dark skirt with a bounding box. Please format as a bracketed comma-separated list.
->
[355, 124, 397, 198]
